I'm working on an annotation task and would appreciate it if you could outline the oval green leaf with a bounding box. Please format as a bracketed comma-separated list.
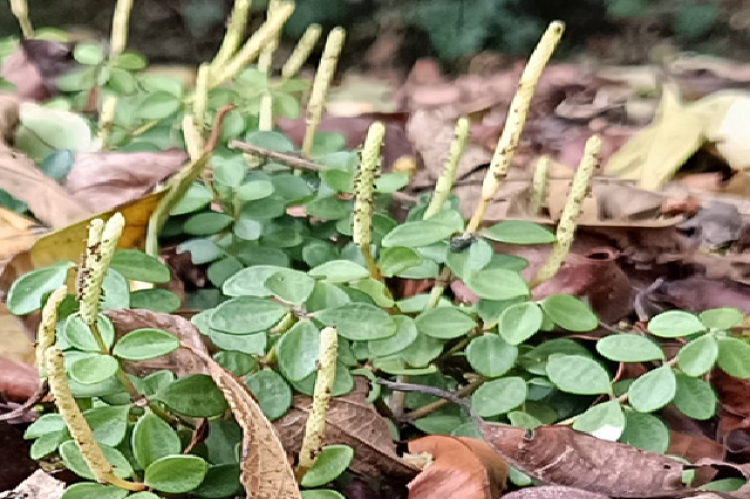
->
[415, 307, 476, 339]
[132, 412, 182, 468]
[648, 310, 706, 338]
[498, 302, 543, 345]
[466, 334, 518, 377]
[277, 321, 320, 381]
[144, 455, 208, 493]
[673, 373, 716, 420]
[699, 308, 743, 330]
[471, 377, 527, 417]
[246, 369, 293, 420]
[677, 334, 718, 377]
[573, 401, 625, 441]
[113, 328, 179, 361]
[540, 294, 598, 332]
[6, 261, 73, 315]
[157, 374, 228, 417]
[596, 334, 664, 362]
[368, 315, 418, 357]
[300, 445, 354, 487]
[381, 221, 456, 248]
[628, 366, 676, 413]
[309, 260, 369, 283]
[69, 354, 119, 385]
[546, 355, 611, 395]
[619, 411, 669, 453]
[717, 337, 750, 378]
[210, 297, 288, 334]
[316, 303, 396, 340]
[111, 249, 170, 283]
[482, 221, 556, 245]
[465, 268, 529, 301]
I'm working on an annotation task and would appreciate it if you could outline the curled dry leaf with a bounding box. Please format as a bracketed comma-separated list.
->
[481, 424, 692, 497]
[406, 435, 507, 499]
[186, 346, 301, 499]
[105, 309, 206, 377]
[65, 150, 188, 213]
[274, 377, 418, 481]
[502, 486, 610, 499]
[0, 207, 46, 271]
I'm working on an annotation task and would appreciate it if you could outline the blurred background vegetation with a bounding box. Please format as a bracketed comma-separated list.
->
[1, 0, 749, 72]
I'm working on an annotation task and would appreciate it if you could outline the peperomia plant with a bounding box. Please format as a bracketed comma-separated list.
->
[6, 0, 750, 497]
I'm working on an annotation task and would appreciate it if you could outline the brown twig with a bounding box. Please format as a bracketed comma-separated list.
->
[378, 377, 486, 423]
[229, 140, 418, 205]
[0, 380, 48, 422]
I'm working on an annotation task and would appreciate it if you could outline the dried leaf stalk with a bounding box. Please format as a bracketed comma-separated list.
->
[528, 155, 550, 215]
[36, 286, 67, 376]
[301, 27, 346, 157]
[281, 24, 322, 79]
[354, 122, 385, 279]
[211, 0, 251, 70]
[210, 1, 295, 88]
[531, 135, 600, 287]
[424, 117, 469, 219]
[10, 0, 33, 38]
[296, 326, 338, 479]
[46, 348, 145, 491]
[97, 0, 134, 147]
[466, 21, 564, 233]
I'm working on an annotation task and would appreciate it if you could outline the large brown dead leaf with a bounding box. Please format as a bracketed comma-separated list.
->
[64, 150, 188, 213]
[274, 377, 418, 481]
[186, 346, 301, 499]
[502, 486, 610, 499]
[406, 435, 506, 499]
[0, 355, 39, 403]
[105, 309, 207, 377]
[481, 423, 693, 497]
[0, 207, 46, 270]
[0, 302, 35, 366]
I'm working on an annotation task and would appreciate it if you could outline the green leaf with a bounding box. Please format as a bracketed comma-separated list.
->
[306, 196, 352, 220]
[351, 278, 394, 308]
[132, 412, 182, 468]
[69, 354, 119, 385]
[30, 430, 67, 459]
[482, 221, 556, 244]
[368, 315, 418, 357]
[675, 2, 718, 39]
[240, 197, 286, 220]
[144, 455, 208, 493]
[6, 261, 73, 315]
[245, 130, 296, 152]
[301, 491, 345, 499]
[192, 463, 242, 499]
[628, 366, 676, 412]
[415, 307, 476, 339]
[400, 332, 444, 367]
[157, 374, 228, 417]
[137, 91, 182, 119]
[74, 43, 105, 65]
[316, 303, 396, 340]
[309, 260, 369, 283]
[289, 361, 354, 397]
[184, 212, 234, 236]
[447, 239, 492, 280]
[596, 334, 664, 362]
[648, 310, 706, 338]
[381, 221, 456, 248]
[546, 355, 611, 395]
[129, 289, 181, 313]
[466, 334, 518, 377]
[64, 313, 115, 351]
[375, 173, 410, 193]
[302, 240, 339, 267]
[222, 265, 281, 297]
[699, 479, 746, 492]
[210, 297, 288, 334]
[59, 441, 133, 479]
[673, 373, 716, 420]
[213, 351, 257, 376]
[677, 334, 718, 376]
[717, 337, 750, 378]
[111, 249, 170, 283]
[301, 445, 355, 487]
[379, 247, 423, 277]
[498, 302, 543, 345]
[236, 180, 274, 201]
[24, 413, 66, 439]
[106, 68, 136, 94]
[699, 308, 742, 330]
[61, 483, 128, 499]
[101, 269, 130, 310]
[465, 268, 529, 301]
[113, 328, 180, 361]
[619, 411, 669, 453]
[540, 295, 598, 332]
[265, 269, 315, 305]
[246, 369, 293, 420]
[170, 183, 213, 215]
[207, 257, 244, 287]
[277, 321, 320, 381]
[471, 377, 527, 417]
[40, 149, 74, 180]
[113, 52, 147, 70]
[573, 401, 625, 441]
[84, 405, 130, 446]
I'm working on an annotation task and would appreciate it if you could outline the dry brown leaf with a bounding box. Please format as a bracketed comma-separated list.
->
[0, 40, 76, 101]
[0, 354, 39, 403]
[502, 486, 610, 499]
[406, 435, 506, 499]
[274, 377, 418, 481]
[186, 347, 301, 499]
[0, 207, 46, 270]
[481, 423, 692, 497]
[0, 302, 35, 366]
[64, 150, 188, 212]
[106, 309, 207, 378]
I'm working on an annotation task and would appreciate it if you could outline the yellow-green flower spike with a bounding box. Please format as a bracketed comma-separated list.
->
[528, 155, 550, 216]
[353, 122, 385, 249]
[466, 21, 564, 233]
[259, 0, 282, 74]
[424, 117, 469, 219]
[212, 0, 251, 70]
[192, 63, 211, 140]
[10, 0, 33, 38]
[36, 286, 67, 376]
[297, 326, 338, 478]
[79, 214, 125, 327]
[210, 1, 295, 88]
[46, 348, 145, 490]
[302, 27, 346, 158]
[532, 135, 600, 287]
[258, 92, 274, 132]
[282, 24, 322, 79]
